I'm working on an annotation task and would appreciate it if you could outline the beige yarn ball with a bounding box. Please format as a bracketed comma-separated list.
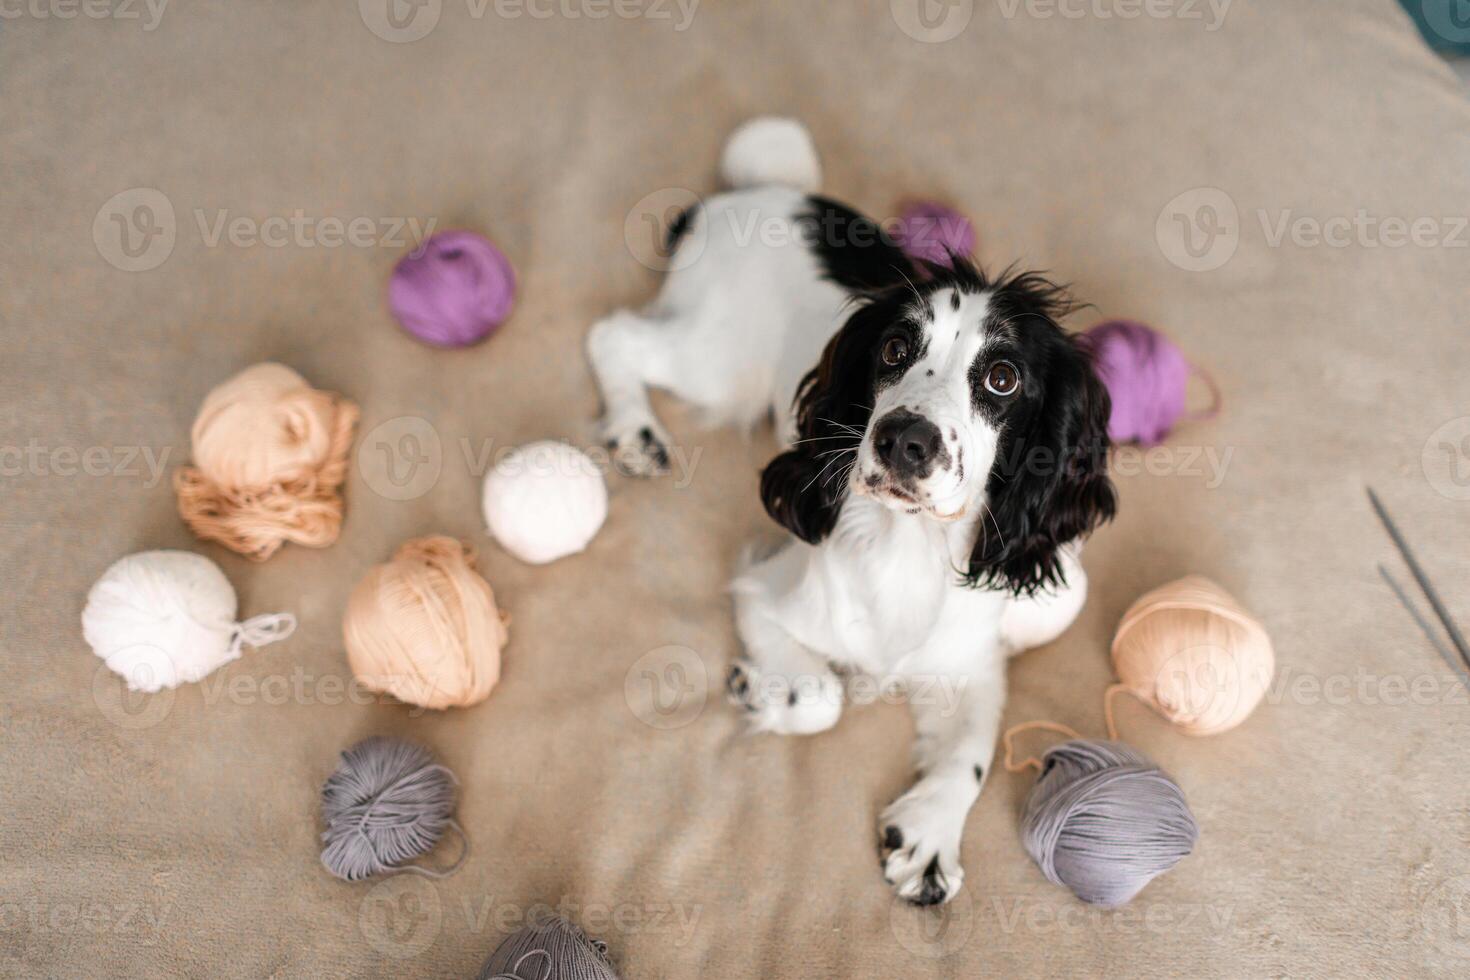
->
[343, 536, 509, 710]
[1110, 575, 1274, 736]
[174, 362, 359, 561]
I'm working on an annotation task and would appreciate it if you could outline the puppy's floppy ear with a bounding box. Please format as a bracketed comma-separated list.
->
[969, 332, 1116, 594]
[760, 299, 889, 543]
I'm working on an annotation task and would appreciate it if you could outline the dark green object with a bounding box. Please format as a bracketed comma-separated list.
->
[1401, 0, 1470, 53]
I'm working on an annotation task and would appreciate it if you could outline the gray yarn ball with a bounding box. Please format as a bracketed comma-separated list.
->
[1020, 739, 1199, 907]
[477, 914, 619, 980]
[320, 736, 466, 881]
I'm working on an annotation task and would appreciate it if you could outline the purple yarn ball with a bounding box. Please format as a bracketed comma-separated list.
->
[389, 231, 515, 348]
[1083, 320, 1192, 447]
[894, 202, 976, 267]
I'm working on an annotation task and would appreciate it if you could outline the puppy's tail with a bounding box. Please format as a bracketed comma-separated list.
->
[720, 117, 822, 193]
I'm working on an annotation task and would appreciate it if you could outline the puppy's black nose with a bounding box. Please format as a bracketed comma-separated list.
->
[872, 411, 942, 476]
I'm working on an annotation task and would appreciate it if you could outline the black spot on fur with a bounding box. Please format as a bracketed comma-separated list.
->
[664, 202, 698, 254]
[883, 826, 904, 850]
[637, 427, 670, 468]
[974, 765, 985, 783]
[913, 855, 948, 906]
[725, 665, 748, 700]
[950, 291, 961, 311]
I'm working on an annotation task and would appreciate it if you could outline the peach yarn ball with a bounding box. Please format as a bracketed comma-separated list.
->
[343, 537, 510, 710]
[174, 362, 359, 561]
[1110, 576, 1274, 736]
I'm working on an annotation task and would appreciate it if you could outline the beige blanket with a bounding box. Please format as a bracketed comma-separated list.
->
[4, 0, 1470, 975]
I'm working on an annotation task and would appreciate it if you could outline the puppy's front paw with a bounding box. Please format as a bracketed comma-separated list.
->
[879, 781, 968, 907]
[602, 421, 673, 478]
[724, 657, 842, 736]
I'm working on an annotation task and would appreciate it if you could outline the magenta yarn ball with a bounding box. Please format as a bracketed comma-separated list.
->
[894, 202, 976, 267]
[1083, 320, 1192, 447]
[388, 231, 515, 348]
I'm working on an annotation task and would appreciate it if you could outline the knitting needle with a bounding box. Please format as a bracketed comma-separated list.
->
[1378, 563, 1470, 689]
[1367, 486, 1470, 672]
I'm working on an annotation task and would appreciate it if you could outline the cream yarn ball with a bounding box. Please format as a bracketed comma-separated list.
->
[482, 441, 608, 565]
[82, 550, 296, 692]
[1110, 575, 1275, 736]
[192, 362, 339, 488]
[174, 362, 359, 562]
[343, 537, 510, 710]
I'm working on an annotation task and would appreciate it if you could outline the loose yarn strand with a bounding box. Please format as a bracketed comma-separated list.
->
[232, 612, 297, 656]
[1184, 362, 1223, 422]
[1112, 595, 1264, 648]
[1003, 686, 1141, 767]
[395, 820, 469, 879]
[1103, 682, 1132, 741]
[1002, 720, 1084, 773]
[491, 950, 554, 980]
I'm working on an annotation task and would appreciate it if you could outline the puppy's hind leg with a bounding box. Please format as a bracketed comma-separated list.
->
[586, 309, 679, 477]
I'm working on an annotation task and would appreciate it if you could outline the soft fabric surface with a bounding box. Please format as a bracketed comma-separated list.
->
[3, 1, 1469, 976]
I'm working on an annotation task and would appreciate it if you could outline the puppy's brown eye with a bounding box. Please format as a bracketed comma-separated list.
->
[985, 361, 1020, 396]
[881, 336, 910, 367]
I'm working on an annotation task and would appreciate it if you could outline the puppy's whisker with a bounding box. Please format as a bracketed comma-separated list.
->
[790, 434, 859, 445]
[891, 265, 929, 316]
[825, 457, 858, 490]
[800, 450, 849, 495]
[981, 502, 1006, 550]
[814, 446, 858, 459]
[816, 417, 865, 436]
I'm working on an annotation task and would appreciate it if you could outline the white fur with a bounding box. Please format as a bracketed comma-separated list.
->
[586, 126, 1089, 905]
[719, 116, 822, 193]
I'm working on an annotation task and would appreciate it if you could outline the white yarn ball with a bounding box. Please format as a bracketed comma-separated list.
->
[482, 441, 609, 565]
[82, 550, 296, 692]
[720, 116, 822, 192]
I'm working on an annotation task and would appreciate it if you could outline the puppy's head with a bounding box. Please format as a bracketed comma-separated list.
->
[761, 258, 1116, 594]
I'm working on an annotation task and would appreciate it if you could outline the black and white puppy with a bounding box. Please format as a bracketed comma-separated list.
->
[587, 118, 1116, 906]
